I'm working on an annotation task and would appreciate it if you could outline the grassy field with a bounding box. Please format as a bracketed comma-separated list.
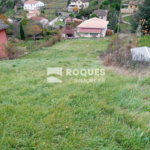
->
[139, 35, 150, 47]
[0, 39, 150, 149]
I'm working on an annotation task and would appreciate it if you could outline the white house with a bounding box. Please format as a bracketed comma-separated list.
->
[68, 0, 89, 12]
[77, 17, 109, 38]
[91, 9, 109, 20]
[24, 1, 44, 11]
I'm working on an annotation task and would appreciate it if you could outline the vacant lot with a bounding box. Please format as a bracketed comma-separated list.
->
[0, 39, 150, 149]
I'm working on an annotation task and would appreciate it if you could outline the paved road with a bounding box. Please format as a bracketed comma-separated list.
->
[122, 14, 132, 25]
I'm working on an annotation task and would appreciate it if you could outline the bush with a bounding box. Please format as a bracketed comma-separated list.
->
[106, 29, 113, 36]
[2, 42, 26, 60]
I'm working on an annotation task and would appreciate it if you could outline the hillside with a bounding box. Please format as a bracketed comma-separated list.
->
[0, 39, 150, 149]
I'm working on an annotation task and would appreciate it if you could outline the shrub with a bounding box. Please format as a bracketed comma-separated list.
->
[106, 29, 113, 36]
[2, 42, 26, 60]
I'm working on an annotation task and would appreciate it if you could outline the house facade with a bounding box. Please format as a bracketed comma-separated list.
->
[68, 0, 89, 12]
[27, 9, 41, 18]
[91, 9, 109, 20]
[128, 1, 143, 9]
[77, 17, 109, 38]
[0, 20, 9, 59]
[24, 1, 44, 11]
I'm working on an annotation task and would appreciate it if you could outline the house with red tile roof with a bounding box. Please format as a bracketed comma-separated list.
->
[0, 20, 9, 59]
[27, 9, 41, 18]
[77, 17, 109, 37]
[31, 17, 49, 27]
[24, 1, 44, 11]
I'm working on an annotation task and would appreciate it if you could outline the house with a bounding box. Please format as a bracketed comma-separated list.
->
[0, 20, 9, 59]
[24, 1, 44, 11]
[62, 28, 77, 38]
[68, 0, 89, 12]
[91, 9, 109, 20]
[31, 17, 49, 27]
[77, 17, 109, 38]
[128, 1, 143, 9]
[131, 47, 150, 61]
[27, 9, 41, 19]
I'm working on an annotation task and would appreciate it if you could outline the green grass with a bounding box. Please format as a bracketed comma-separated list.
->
[123, 16, 132, 23]
[139, 35, 150, 47]
[0, 39, 150, 149]
[55, 21, 65, 25]
[120, 23, 131, 30]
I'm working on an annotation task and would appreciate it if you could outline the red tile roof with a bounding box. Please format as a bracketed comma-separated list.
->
[79, 28, 101, 33]
[24, 1, 39, 4]
[31, 16, 44, 21]
[30, 9, 40, 13]
[63, 28, 75, 34]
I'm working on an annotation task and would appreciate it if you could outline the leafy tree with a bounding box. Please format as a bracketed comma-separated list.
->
[110, 12, 118, 30]
[0, 14, 9, 24]
[6, 1, 14, 9]
[90, 13, 99, 18]
[76, 13, 81, 19]
[131, 0, 150, 33]
[99, 4, 103, 9]
[20, 22, 25, 40]
[73, 7, 79, 12]
[115, 3, 120, 11]
[69, 14, 74, 18]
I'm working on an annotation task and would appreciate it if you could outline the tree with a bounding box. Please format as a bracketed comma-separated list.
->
[20, 22, 25, 40]
[115, 3, 120, 11]
[76, 13, 81, 19]
[131, 0, 150, 33]
[0, 14, 9, 24]
[99, 4, 103, 9]
[24, 20, 42, 41]
[90, 13, 99, 18]
[73, 7, 79, 12]
[28, 25, 42, 41]
[67, 0, 71, 6]
[102, 1, 110, 9]
[110, 12, 118, 30]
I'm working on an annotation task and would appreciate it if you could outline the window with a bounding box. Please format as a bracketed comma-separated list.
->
[101, 16, 103, 19]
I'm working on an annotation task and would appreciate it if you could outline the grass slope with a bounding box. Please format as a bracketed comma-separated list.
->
[0, 39, 150, 149]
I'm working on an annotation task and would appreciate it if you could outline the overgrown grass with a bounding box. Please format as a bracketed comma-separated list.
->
[139, 35, 150, 47]
[5, 9, 15, 17]
[120, 23, 131, 30]
[0, 39, 150, 149]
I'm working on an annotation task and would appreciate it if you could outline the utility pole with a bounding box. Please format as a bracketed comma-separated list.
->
[117, 12, 121, 42]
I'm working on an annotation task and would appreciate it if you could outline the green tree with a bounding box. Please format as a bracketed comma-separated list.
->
[90, 13, 99, 18]
[99, 4, 103, 9]
[131, 0, 150, 33]
[110, 12, 118, 30]
[20, 22, 25, 40]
